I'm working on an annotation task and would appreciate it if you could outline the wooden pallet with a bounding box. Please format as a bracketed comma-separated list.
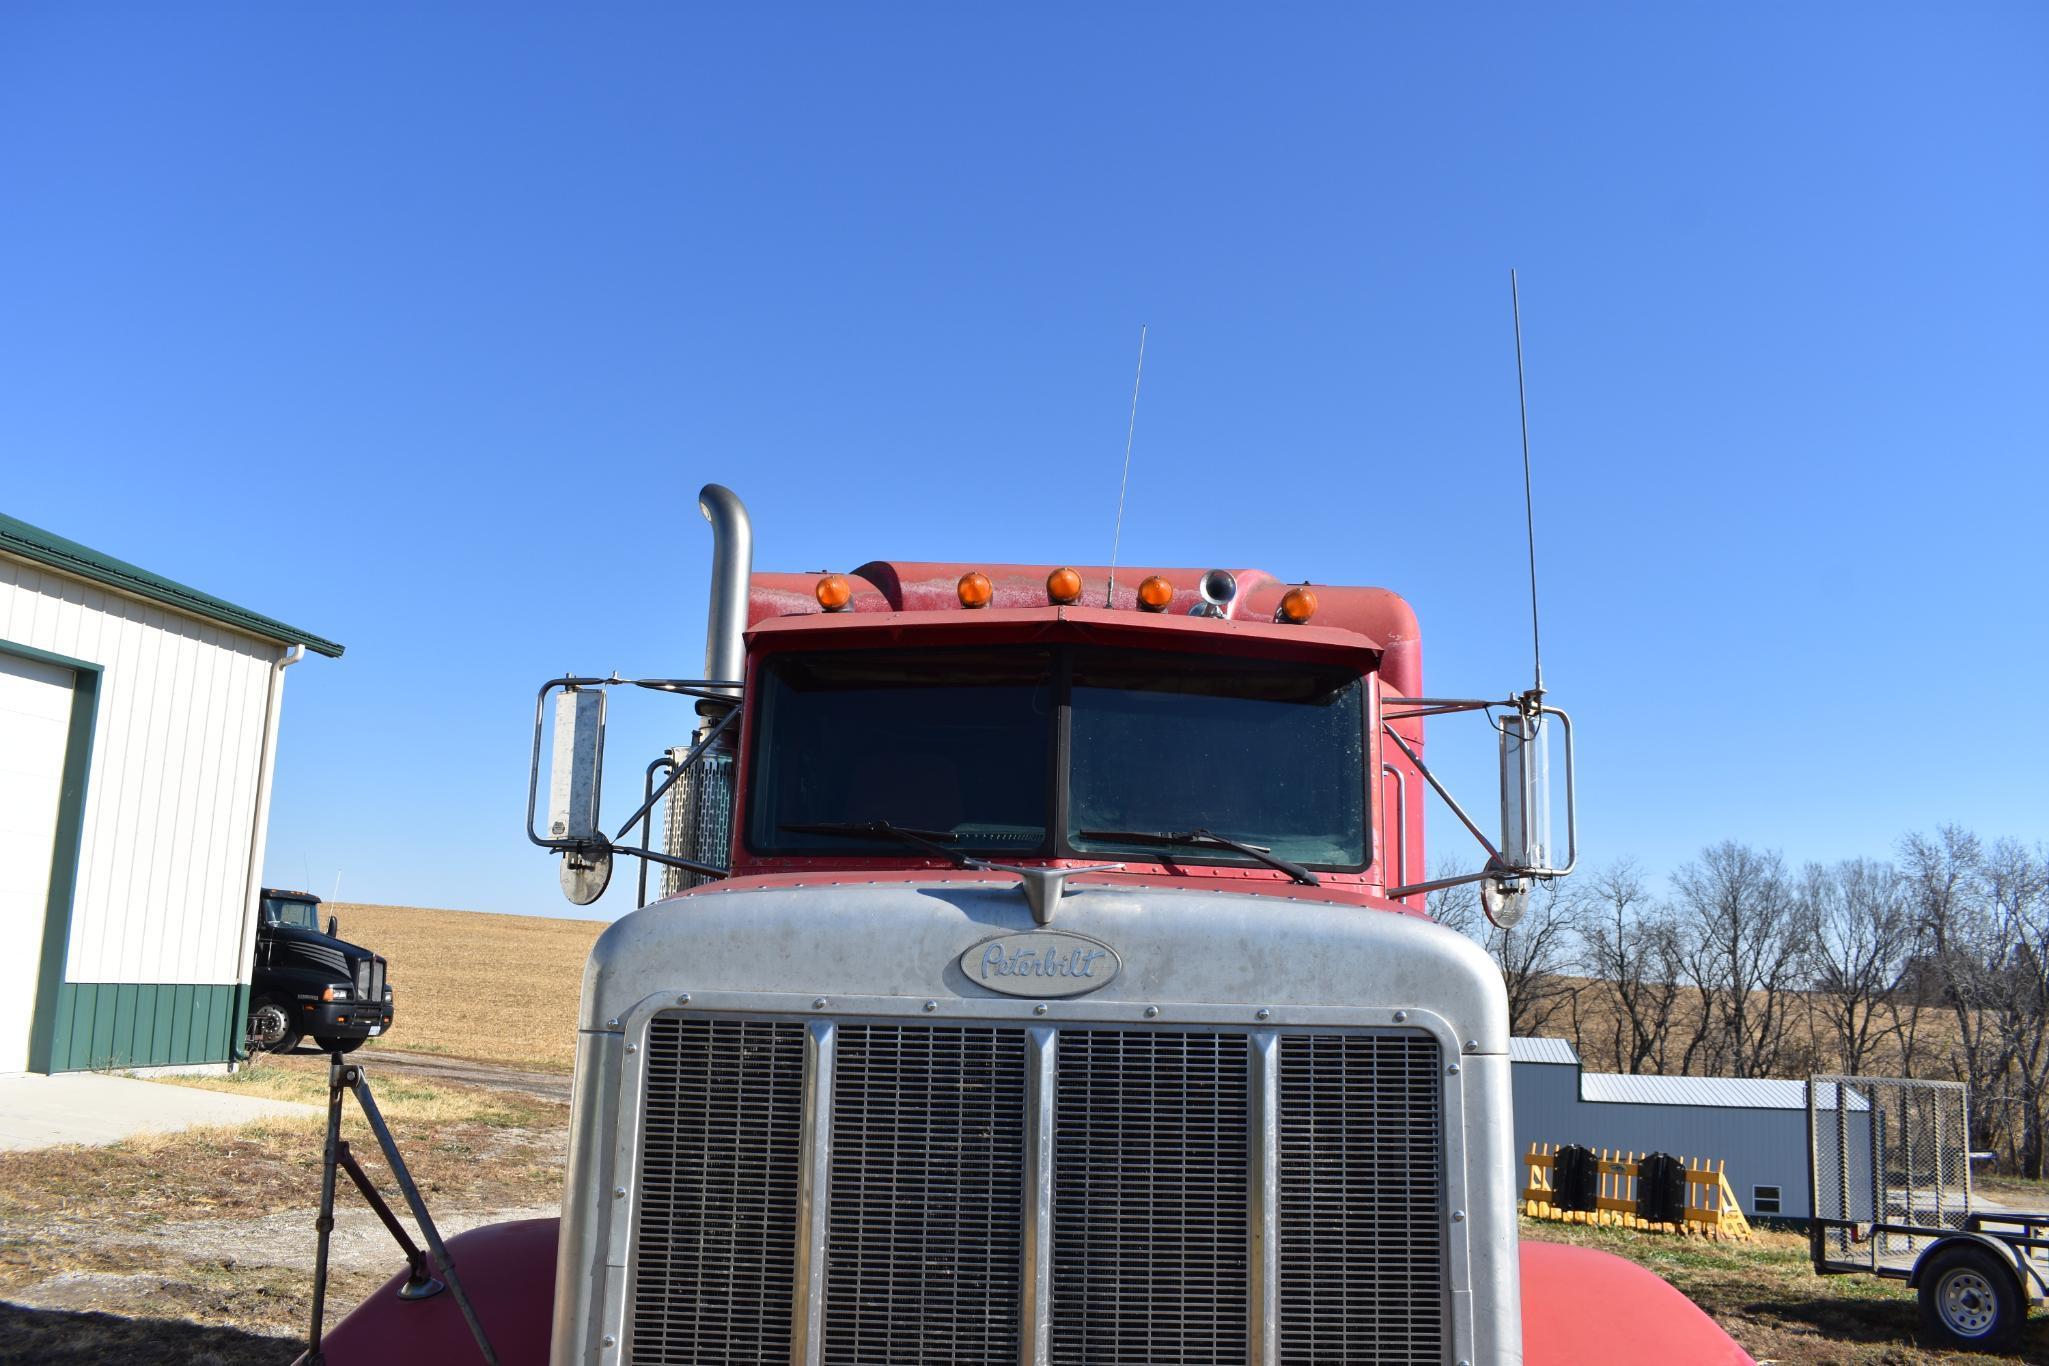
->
[1522, 1142, 1753, 1239]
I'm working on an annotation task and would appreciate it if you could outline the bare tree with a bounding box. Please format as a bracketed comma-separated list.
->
[1804, 857, 1914, 1076]
[1429, 866, 1578, 1038]
[1572, 861, 1682, 1073]
[1901, 827, 2001, 1143]
[1980, 840, 2049, 1176]
[1670, 842, 1815, 1078]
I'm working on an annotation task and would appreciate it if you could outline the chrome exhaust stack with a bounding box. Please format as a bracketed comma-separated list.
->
[697, 483, 752, 699]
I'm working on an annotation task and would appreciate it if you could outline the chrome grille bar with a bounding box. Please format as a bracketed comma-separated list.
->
[1248, 1032, 1279, 1366]
[792, 1022, 834, 1366]
[1022, 1027, 1054, 1366]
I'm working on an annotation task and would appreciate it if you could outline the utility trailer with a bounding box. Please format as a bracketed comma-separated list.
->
[1808, 1075, 2049, 1351]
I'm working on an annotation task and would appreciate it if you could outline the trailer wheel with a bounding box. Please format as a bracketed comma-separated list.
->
[1918, 1244, 2022, 1351]
[247, 996, 302, 1055]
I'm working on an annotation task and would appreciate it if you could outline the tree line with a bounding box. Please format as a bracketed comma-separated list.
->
[1428, 827, 2049, 1177]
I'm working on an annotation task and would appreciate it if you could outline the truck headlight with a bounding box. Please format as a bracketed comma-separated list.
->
[320, 985, 352, 1002]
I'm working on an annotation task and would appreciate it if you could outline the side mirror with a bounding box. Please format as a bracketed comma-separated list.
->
[326, 915, 338, 938]
[1496, 703, 1576, 880]
[1498, 710, 1550, 872]
[548, 686, 607, 844]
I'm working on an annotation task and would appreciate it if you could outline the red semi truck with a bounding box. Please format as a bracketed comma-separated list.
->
[308, 485, 1751, 1365]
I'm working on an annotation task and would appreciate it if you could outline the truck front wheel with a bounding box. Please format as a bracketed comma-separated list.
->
[247, 997, 302, 1055]
[1918, 1244, 2023, 1351]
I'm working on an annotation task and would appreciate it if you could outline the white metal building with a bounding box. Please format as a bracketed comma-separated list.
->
[1510, 1037, 1850, 1221]
[0, 513, 341, 1074]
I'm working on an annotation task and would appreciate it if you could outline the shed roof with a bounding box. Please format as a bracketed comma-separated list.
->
[0, 512, 344, 658]
[1511, 1036, 1866, 1110]
[1578, 1073, 1850, 1111]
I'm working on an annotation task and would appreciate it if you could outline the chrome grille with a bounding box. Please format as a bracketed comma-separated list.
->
[1050, 1030, 1251, 1366]
[824, 1025, 1027, 1365]
[353, 957, 386, 1001]
[626, 1018, 1450, 1365]
[1278, 1033, 1445, 1365]
[631, 1018, 805, 1365]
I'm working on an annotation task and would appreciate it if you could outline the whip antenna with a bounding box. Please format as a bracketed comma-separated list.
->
[1105, 323, 1148, 605]
[1510, 271, 1544, 701]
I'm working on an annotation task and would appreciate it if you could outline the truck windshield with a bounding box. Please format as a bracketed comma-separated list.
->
[263, 896, 319, 931]
[1067, 652, 1366, 868]
[746, 645, 1368, 871]
[748, 649, 1056, 856]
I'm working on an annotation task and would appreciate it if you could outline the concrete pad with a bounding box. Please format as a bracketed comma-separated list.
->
[0, 1071, 322, 1151]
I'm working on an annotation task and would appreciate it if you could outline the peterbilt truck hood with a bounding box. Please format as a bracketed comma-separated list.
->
[579, 873, 1509, 1051]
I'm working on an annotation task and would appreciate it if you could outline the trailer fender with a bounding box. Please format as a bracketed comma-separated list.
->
[293, 1217, 557, 1366]
[1522, 1241, 1754, 1365]
[1906, 1233, 2039, 1299]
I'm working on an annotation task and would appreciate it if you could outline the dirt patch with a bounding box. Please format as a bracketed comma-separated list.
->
[298, 1047, 574, 1105]
[0, 1058, 568, 1364]
[0, 1301, 298, 1366]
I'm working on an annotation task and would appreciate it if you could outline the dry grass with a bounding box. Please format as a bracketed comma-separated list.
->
[1, 1053, 569, 1364]
[5, 1056, 566, 1230]
[323, 901, 606, 1071]
[1520, 1218, 2049, 1364]
[154, 1050, 549, 1128]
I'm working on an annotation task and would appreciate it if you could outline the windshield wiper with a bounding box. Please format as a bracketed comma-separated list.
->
[780, 820, 987, 871]
[1077, 828, 1321, 887]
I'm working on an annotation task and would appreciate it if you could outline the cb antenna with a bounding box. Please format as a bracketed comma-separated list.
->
[1105, 324, 1148, 606]
[1510, 270, 1544, 703]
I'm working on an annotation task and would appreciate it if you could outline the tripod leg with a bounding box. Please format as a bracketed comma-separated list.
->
[305, 1051, 348, 1365]
[349, 1072, 501, 1365]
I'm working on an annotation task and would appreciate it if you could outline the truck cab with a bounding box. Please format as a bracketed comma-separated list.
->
[534, 491, 1577, 1366]
[310, 486, 1749, 1366]
[248, 887, 394, 1055]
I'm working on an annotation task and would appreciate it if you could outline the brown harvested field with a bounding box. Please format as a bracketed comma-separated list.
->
[327, 901, 605, 1071]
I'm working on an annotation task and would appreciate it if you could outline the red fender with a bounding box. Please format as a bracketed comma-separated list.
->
[308, 1219, 1752, 1366]
[299, 1217, 557, 1366]
[1522, 1241, 1754, 1365]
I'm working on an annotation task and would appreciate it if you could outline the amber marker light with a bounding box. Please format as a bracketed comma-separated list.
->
[1137, 575, 1174, 612]
[1046, 567, 1083, 604]
[814, 574, 853, 611]
[957, 571, 994, 608]
[1276, 585, 1319, 624]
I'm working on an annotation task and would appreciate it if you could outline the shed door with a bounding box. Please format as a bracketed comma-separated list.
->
[0, 652, 75, 1073]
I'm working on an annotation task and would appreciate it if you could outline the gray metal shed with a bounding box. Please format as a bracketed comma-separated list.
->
[1509, 1037, 1868, 1221]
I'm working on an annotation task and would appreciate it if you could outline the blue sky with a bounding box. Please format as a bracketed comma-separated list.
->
[3, 5, 2043, 920]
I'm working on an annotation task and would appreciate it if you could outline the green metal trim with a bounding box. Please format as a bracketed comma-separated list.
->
[45, 983, 243, 1071]
[0, 511, 343, 658]
[7, 639, 101, 1075]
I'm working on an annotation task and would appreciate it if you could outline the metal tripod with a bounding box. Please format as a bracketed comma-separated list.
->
[304, 1051, 501, 1365]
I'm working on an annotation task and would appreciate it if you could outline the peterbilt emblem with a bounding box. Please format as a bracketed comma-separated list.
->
[960, 932, 1121, 998]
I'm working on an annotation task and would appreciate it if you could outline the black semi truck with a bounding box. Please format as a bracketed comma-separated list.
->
[246, 888, 395, 1055]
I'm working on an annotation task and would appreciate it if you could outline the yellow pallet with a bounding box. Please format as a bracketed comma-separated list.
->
[1522, 1143, 1752, 1240]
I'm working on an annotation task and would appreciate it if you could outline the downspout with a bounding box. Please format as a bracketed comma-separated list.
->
[229, 642, 304, 1068]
